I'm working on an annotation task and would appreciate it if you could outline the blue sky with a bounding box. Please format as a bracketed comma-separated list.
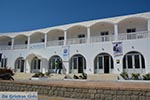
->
[0, 0, 150, 33]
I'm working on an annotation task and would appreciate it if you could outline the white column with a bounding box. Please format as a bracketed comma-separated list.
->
[41, 58, 48, 73]
[87, 27, 91, 43]
[44, 34, 47, 48]
[114, 56, 123, 74]
[148, 19, 150, 31]
[27, 36, 30, 49]
[11, 38, 14, 50]
[63, 61, 69, 74]
[114, 23, 118, 41]
[25, 60, 30, 73]
[64, 30, 67, 45]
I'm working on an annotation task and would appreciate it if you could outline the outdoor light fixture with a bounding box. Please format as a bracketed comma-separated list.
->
[132, 46, 134, 49]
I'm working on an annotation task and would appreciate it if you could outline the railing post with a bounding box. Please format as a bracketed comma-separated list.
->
[11, 38, 14, 50]
[27, 36, 30, 49]
[87, 27, 90, 43]
[114, 23, 118, 41]
[44, 34, 47, 48]
[64, 30, 67, 45]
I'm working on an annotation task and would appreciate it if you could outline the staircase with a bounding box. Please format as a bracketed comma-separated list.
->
[87, 74, 118, 81]
[13, 73, 34, 80]
[13, 73, 118, 81]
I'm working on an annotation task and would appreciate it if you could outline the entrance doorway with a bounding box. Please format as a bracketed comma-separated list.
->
[94, 53, 113, 74]
[31, 57, 41, 73]
[123, 51, 145, 73]
[49, 55, 62, 73]
[15, 57, 25, 72]
[104, 56, 109, 73]
[70, 54, 86, 74]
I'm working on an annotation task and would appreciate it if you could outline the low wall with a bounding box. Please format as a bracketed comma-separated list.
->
[0, 80, 150, 100]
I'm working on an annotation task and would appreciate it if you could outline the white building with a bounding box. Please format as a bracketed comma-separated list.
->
[0, 12, 150, 74]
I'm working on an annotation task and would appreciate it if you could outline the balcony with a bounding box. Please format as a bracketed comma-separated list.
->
[118, 31, 149, 40]
[90, 35, 114, 43]
[67, 38, 87, 45]
[47, 40, 64, 47]
[0, 31, 149, 50]
[0, 45, 11, 50]
[13, 44, 27, 50]
[30, 43, 44, 49]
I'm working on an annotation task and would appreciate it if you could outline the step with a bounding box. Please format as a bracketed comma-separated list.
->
[13, 73, 34, 80]
[13, 73, 119, 81]
[87, 74, 119, 81]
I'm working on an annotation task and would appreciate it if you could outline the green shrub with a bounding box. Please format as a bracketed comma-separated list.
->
[0, 68, 14, 76]
[131, 73, 140, 80]
[120, 72, 129, 80]
[73, 75, 79, 79]
[32, 72, 44, 78]
[45, 72, 51, 77]
[73, 73, 87, 79]
[142, 73, 150, 80]
[82, 73, 87, 79]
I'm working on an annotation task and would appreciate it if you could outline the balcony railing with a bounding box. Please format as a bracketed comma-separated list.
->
[118, 31, 149, 40]
[13, 44, 27, 49]
[0, 45, 11, 50]
[67, 38, 87, 45]
[0, 31, 149, 50]
[90, 35, 114, 43]
[30, 42, 44, 49]
[47, 40, 64, 47]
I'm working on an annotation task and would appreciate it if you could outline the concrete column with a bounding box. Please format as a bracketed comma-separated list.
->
[44, 34, 47, 48]
[114, 56, 123, 74]
[25, 60, 30, 73]
[86, 57, 94, 74]
[63, 61, 69, 74]
[64, 30, 67, 45]
[114, 23, 118, 41]
[27, 36, 30, 49]
[11, 38, 14, 50]
[41, 58, 48, 73]
[87, 27, 91, 43]
[148, 19, 150, 31]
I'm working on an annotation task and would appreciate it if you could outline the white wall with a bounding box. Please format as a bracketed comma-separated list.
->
[118, 18, 147, 33]
[1, 38, 149, 74]
[14, 35, 27, 44]
[0, 12, 150, 74]
[47, 30, 64, 41]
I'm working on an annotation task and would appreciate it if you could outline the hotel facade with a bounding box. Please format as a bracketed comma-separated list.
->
[0, 12, 150, 74]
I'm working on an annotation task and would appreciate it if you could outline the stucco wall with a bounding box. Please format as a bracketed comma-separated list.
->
[0, 38, 150, 74]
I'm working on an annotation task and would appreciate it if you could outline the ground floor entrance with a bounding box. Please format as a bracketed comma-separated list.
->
[15, 57, 25, 72]
[123, 51, 145, 73]
[49, 55, 62, 73]
[70, 54, 86, 74]
[94, 53, 113, 74]
[31, 57, 41, 73]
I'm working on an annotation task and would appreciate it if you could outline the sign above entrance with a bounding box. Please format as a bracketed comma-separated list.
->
[113, 42, 123, 56]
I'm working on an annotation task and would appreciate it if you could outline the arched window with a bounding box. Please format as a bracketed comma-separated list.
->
[70, 54, 86, 74]
[94, 53, 113, 74]
[15, 57, 24, 72]
[31, 57, 41, 73]
[123, 51, 145, 73]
